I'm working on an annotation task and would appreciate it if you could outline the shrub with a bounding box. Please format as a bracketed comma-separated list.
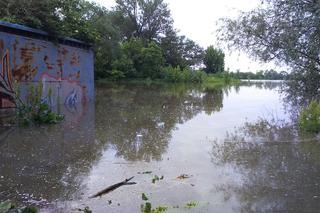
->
[109, 69, 125, 81]
[162, 66, 207, 83]
[298, 100, 320, 134]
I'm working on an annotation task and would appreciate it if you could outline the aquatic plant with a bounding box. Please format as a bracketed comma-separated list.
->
[0, 201, 37, 213]
[298, 100, 320, 134]
[141, 202, 168, 213]
[142, 193, 149, 201]
[152, 175, 164, 184]
[184, 201, 197, 209]
[15, 82, 64, 126]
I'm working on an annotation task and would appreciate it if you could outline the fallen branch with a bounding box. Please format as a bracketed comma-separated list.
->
[89, 176, 136, 198]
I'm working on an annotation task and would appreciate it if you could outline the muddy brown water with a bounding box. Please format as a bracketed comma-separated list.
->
[1, 81, 320, 213]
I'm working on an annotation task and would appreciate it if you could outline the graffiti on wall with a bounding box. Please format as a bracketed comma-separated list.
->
[0, 49, 15, 108]
[0, 34, 93, 112]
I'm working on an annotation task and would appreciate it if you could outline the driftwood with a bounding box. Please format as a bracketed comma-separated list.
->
[89, 176, 136, 198]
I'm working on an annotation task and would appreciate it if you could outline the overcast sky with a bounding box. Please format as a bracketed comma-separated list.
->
[93, 0, 278, 72]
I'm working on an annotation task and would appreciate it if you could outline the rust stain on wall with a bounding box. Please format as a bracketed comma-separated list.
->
[69, 71, 81, 79]
[12, 44, 40, 81]
[44, 55, 54, 70]
[70, 53, 80, 65]
[56, 47, 69, 77]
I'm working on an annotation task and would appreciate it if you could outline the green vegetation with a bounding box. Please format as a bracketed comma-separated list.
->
[141, 202, 168, 213]
[219, 0, 320, 101]
[203, 46, 225, 74]
[152, 175, 164, 184]
[0, 201, 37, 213]
[142, 193, 149, 201]
[162, 67, 206, 83]
[184, 201, 197, 209]
[15, 83, 64, 126]
[233, 70, 289, 80]
[0, 0, 238, 84]
[298, 100, 320, 134]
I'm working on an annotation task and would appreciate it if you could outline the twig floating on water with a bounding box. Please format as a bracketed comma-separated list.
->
[89, 176, 136, 198]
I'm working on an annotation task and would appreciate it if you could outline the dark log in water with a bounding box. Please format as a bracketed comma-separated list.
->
[89, 176, 136, 198]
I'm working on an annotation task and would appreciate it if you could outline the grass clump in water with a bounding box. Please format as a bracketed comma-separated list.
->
[15, 82, 64, 126]
[0, 201, 37, 213]
[184, 201, 197, 209]
[298, 100, 320, 134]
[141, 202, 168, 213]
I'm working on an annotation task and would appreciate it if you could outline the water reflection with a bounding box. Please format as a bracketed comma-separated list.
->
[0, 81, 287, 210]
[240, 80, 284, 91]
[95, 83, 227, 161]
[212, 119, 320, 213]
[0, 103, 97, 205]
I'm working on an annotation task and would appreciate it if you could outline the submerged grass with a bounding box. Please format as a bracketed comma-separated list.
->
[0, 201, 37, 213]
[14, 82, 64, 126]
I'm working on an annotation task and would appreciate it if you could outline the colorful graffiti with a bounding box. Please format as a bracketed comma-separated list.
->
[0, 49, 15, 108]
[0, 22, 94, 111]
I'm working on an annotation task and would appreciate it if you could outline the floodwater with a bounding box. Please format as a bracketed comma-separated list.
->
[1, 81, 320, 213]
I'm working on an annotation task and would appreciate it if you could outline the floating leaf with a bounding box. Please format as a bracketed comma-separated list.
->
[142, 193, 149, 201]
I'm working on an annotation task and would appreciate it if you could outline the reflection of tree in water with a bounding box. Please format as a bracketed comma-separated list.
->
[203, 88, 224, 115]
[212, 119, 320, 213]
[240, 80, 283, 91]
[95, 83, 227, 161]
[0, 107, 99, 205]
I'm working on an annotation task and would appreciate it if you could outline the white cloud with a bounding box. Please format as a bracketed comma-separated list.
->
[94, 0, 280, 72]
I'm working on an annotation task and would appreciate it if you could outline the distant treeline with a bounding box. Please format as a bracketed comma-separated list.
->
[231, 70, 289, 80]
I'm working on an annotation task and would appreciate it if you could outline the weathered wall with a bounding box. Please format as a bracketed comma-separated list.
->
[0, 23, 94, 110]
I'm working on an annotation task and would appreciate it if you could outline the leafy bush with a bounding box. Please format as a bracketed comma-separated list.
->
[15, 82, 64, 126]
[298, 100, 320, 134]
[0, 201, 37, 213]
[162, 66, 207, 83]
[109, 69, 125, 81]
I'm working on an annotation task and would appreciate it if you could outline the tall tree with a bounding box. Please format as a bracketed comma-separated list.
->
[160, 28, 204, 68]
[114, 0, 173, 41]
[203, 46, 225, 73]
[219, 0, 320, 101]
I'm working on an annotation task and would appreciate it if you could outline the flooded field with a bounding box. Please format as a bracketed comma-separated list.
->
[1, 81, 320, 213]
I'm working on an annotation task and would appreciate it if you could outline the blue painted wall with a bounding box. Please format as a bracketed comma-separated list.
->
[0, 21, 94, 109]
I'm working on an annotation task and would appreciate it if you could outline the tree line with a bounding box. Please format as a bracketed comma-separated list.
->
[0, 0, 225, 81]
[233, 70, 289, 80]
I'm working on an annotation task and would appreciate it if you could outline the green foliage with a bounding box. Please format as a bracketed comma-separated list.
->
[162, 66, 207, 83]
[219, 0, 320, 99]
[15, 83, 64, 126]
[184, 201, 197, 209]
[115, 0, 173, 41]
[0, 201, 37, 213]
[142, 193, 149, 201]
[141, 202, 168, 213]
[141, 202, 152, 213]
[203, 46, 225, 73]
[151, 175, 164, 184]
[0, 201, 15, 212]
[298, 100, 320, 134]
[119, 38, 165, 79]
[109, 70, 126, 81]
[232, 70, 288, 80]
[0, 0, 207, 81]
